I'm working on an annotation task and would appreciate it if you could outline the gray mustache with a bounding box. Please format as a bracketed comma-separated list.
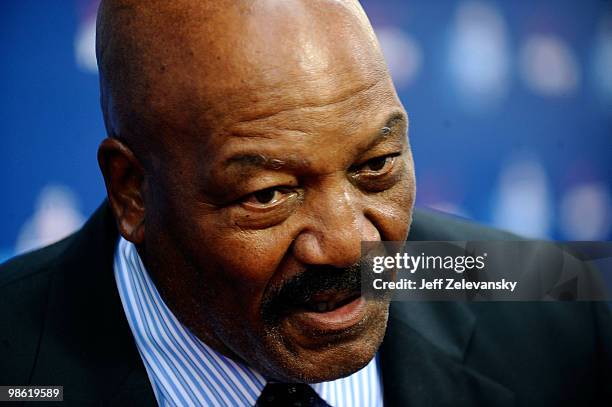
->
[260, 259, 371, 325]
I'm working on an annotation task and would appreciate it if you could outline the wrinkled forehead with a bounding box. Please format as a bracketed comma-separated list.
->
[109, 0, 389, 132]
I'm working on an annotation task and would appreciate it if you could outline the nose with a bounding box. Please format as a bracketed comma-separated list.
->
[292, 181, 380, 268]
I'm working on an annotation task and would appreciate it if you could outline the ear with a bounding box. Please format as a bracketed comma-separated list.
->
[98, 137, 146, 244]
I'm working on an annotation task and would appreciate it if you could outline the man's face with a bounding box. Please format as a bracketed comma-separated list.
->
[114, 0, 416, 382]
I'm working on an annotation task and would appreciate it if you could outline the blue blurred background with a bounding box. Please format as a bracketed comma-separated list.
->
[1, 0, 611, 262]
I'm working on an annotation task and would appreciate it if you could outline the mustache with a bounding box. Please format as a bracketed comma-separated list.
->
[261, 258, 372, 325]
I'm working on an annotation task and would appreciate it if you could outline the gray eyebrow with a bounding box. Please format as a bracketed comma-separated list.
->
[225, 153, 311, 171]
[381, 112, 407, 136]
[361, 111, 408, 151]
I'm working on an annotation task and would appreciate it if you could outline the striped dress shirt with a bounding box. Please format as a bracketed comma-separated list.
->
[113, 237, 384, 407]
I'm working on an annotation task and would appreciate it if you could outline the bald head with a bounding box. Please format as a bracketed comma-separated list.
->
[96, 0, 414, 383]
[96, 0, 389, 154]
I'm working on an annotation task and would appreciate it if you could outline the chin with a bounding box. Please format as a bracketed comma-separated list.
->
[256, 298, 390, 383]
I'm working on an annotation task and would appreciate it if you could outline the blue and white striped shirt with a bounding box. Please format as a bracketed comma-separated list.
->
[113, 237, 384, 407]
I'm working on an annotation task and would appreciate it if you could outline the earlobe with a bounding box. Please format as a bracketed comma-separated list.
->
[97, 137, 147, 244]
[121, 216, 145, 245]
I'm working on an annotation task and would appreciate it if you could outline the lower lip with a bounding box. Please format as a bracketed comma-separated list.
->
[289, 296, 367, 334]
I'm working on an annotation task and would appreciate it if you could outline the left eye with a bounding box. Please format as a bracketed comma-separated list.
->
[359, 155, 396, 172]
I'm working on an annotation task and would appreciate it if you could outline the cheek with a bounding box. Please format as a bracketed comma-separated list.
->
[190, 217, 294, 302]
[367, 157, 416, 241]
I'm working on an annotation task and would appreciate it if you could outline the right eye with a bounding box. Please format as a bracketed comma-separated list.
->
[232, 186, 301, 229]
[241, 187, 295, 209]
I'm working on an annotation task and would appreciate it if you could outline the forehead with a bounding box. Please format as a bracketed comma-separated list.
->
[138, 0, 393, 141]
[213, 0, 387, 117]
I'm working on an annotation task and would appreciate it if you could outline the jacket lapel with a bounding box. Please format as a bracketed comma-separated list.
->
[29, 202, 156, 405]
[379, 211, 515, 406]
[380, 301, 514, 406]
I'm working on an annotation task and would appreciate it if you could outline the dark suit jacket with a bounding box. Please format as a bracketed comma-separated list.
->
[1, 202, 611, 406]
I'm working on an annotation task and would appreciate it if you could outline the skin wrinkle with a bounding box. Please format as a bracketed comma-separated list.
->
[223, 112, 407, 176]
[96, 0, 416, 383]
[226, 80, 392, 155]
[225, 154, 308, 172]
[233, 77, 384, 126]
[229, 129, 312, 140]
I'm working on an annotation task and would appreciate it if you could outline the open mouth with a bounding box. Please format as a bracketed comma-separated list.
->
[287, 290, 367, 335]
[261, 265, 367, 337]
[300, 290, 362, 313]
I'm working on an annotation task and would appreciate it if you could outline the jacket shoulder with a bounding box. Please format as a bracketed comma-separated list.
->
[0, 235, 78, 385]
[0, 202, 116, 386]
[0, 234, 76, 287]
[410, 209, 518, 241]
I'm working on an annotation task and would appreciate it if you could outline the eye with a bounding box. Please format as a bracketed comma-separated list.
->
[358, 154, 397, 173]
[364, 156, 389, 171]
[242, 187, 292, 208]
[350, 153, 403, 193]
[233, 186, 300, 228]
[254, 188, 278, 204]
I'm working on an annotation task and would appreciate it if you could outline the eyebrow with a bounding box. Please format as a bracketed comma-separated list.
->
[365, 111, 407, 150]
[223, 111, 407, 172]
[225, 153, 310, 171]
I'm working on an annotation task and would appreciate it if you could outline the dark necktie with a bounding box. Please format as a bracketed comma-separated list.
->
[255, 383, 332, 407]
